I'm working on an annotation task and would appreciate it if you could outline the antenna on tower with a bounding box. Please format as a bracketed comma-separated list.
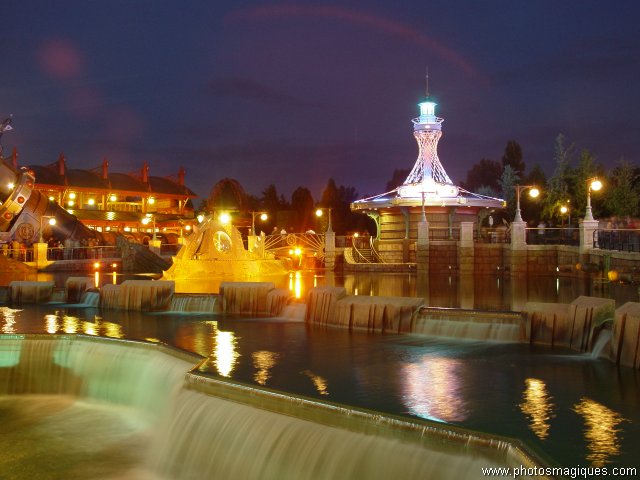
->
[425, 67, 429, 98]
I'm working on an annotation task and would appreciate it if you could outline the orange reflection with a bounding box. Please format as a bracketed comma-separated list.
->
[0, 307, 20, 334]
[573, 397, 626, 467]
[252, 350, 279, 385]
[45, 314, 59, 334]
[401, 356, 467, 423]
[519, 378, 555, 440]
[63, 315, 79, 334]
[302, 370, 329, 395]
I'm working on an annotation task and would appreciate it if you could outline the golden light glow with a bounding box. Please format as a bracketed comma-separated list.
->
[260, 213, 268, 221]
[124, 226, 131, 232]
[353, 232, 359, 237]
[87, 198, 95, 206]
[590, 179, 602, 191]
[197, 214, 204, 223]
[63, 315, 79, 334]
[214, 330, 239, 377]
[45, 314, 59, 334]
[315, 208, 323, 217]
[7, 182, 15, 190]
[109, 194, 117, 202]
[573, 397, 626, 467]
[142, 217, 151, 225]
[112, 271, 117, 284]
[529, 188, 540, 198]
[519, 378, 555, 440]
[67, 200, 75, 207]
[82, 320, 98, 336]
[302, 370, 329, 395]
[185, 224, 191, 231]
[48, 196, 55, 201]
[252, 350, 279, 385]
[148, 197, 155, 204]
[294, 247, 302, 255]
[48, 217, 57, 226]
[0, 307, 20, 334]
[94, 271, 100, 288]
[68, 192, 76, 200]
[560, 206, 568, 214]
[219, 212, 231, 225]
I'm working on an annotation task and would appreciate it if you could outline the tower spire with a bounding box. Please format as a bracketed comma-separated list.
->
[399, 79, 458, 199]
[425, 67, 429, 98]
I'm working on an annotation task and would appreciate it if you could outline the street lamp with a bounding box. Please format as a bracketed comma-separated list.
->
[513, 185, 540, 222]
[315, 207, 333, 233]
[250, 211, 268, 236]
[142, 213, 157, 241]
[39, 216, 56, 243]
[584, 178, 602, 222]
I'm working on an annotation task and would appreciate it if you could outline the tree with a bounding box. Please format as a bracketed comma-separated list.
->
[318, 178, 363, 234]
[290, 187, 315, 232]
[502, 140, 525, 178]
[604, 159, 639, 218]
[542, 134, 573, 222]
[499, 165, 520, 221]
[461, 158, 503, 193]
[523, 164, 547, 222]
[385, 168, 410, 191]
[570, 148, 602, 219]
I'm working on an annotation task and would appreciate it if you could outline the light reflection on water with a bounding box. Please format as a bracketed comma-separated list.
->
[1, 294, 638, 469]
[519, 378, 555, 440]
[401, 356, 468, 423]
[573, 398, 627, 467]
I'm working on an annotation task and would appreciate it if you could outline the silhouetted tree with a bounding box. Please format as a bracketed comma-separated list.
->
[502, 140, 525, 178]
[461, 158, 503, 193]
[499, 165, 520, 220]
[385, 168, 410, 191]
[290, 187, 315, 232]
[604, 159, 639, 218]
[542, 134, 573, 221]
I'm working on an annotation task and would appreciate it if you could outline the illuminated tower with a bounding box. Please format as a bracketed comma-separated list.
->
[397, 92, 459, 199]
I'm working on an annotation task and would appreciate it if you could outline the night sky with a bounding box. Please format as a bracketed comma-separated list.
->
[2, 1, 638, 202]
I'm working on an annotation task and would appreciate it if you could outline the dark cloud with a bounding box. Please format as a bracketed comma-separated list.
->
[206, 77, 312, 108]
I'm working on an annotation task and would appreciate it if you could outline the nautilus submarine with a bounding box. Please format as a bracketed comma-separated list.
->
[0, 117, 101, 246]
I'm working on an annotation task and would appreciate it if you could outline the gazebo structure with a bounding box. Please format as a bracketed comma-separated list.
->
[351, 90, 504, 270]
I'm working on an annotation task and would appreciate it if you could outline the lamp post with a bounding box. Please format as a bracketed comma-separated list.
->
[251, 211, 268, 236]
[39, 216, 56, 243]
[315, 207, 333, 233]
[560, 205, 568, 227]
[584, 178, 602, 222]
[513, 185, 540, 222]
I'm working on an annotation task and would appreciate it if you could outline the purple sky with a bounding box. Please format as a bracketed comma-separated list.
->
[2, 1, 638, 201]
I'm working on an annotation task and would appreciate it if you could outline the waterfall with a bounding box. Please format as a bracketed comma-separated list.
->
[413, 318, 521, 342]
[0, 335, 545, 479]
[79, 291, 100, 307]
[590, 329, 613, 359]
[168, 294, 218, 313]
[413, 310, 523, 342]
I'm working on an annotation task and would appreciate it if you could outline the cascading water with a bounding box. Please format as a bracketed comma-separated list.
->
[0, 335, 541, 479]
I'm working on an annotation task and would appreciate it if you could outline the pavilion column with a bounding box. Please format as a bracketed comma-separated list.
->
[457, 221, 474, 276]
[509, 221, 527, 276]
[417, 219, 429, 273]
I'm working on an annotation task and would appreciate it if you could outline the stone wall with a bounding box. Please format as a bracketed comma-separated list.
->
[474, 244, 504, 275]
[429, 242, 457, 274]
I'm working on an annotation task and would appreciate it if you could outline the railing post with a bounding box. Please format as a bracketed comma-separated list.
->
[324, 231, 335, 270]
[580, 220, 599, 254]
[34, 242, 49, 269]
[509, 221, 527, 276]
